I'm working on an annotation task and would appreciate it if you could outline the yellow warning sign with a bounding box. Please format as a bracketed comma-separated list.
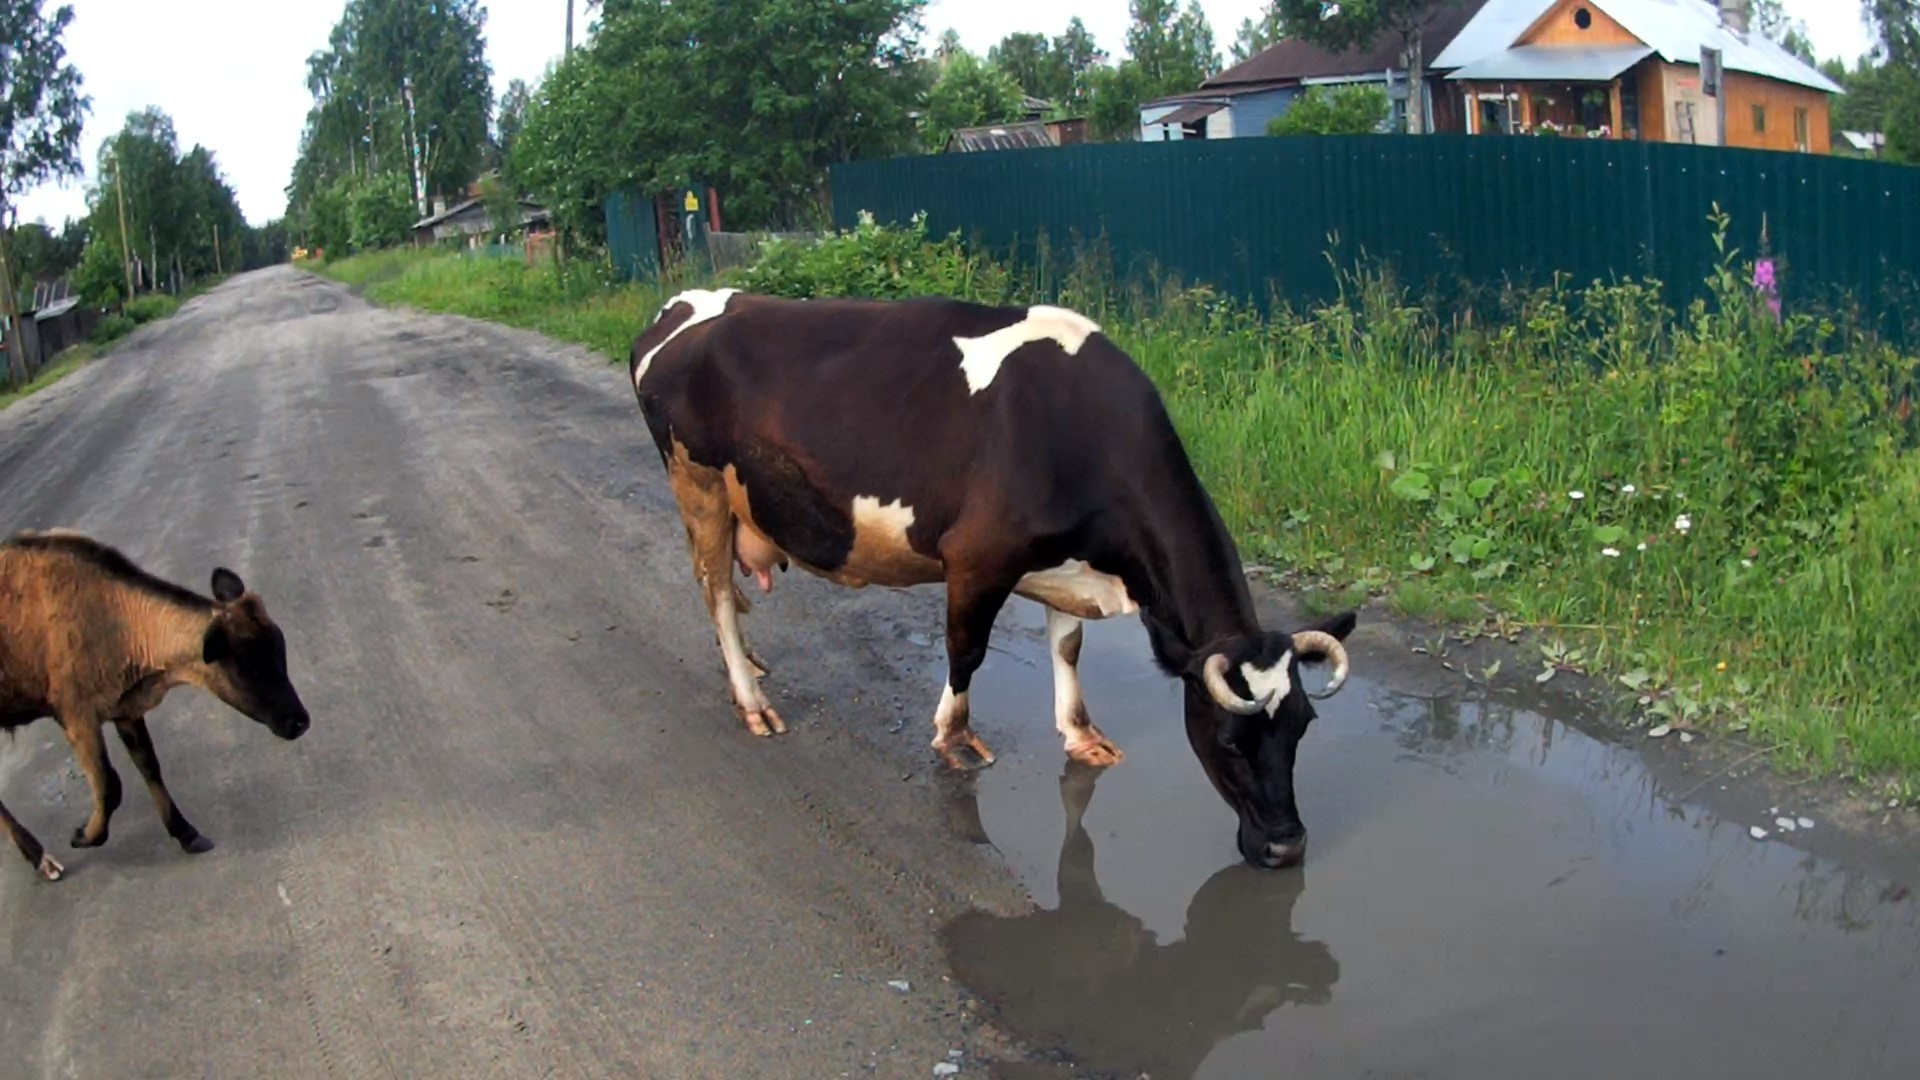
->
[683, 191, 699, 212]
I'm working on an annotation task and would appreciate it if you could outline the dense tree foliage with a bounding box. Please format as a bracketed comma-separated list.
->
[1273, 0, 1466, 135]
[1232, 4, 1284, 64]
[285, 0, 493, 246]
[925, 51, 1027, 150]
[75, 107, 248, 302]
[513, 0, 929, 234]
[1, 0, 89, 380]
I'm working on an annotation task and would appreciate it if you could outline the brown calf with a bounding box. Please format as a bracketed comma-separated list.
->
[0, 529, 310, 881]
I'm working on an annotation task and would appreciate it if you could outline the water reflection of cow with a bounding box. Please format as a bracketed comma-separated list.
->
[942, 762, 1340, 1079]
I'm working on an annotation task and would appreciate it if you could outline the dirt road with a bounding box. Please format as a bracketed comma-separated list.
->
[6, 267, 1919, 1080]
[0, 267, 1031, 1078]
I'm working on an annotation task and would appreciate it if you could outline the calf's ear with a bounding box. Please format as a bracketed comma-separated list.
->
[211, 567, 246, 603]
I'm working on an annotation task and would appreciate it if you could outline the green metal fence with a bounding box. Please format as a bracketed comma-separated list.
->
[828, 135, 1920, 339]
[605, 189, 662, 283]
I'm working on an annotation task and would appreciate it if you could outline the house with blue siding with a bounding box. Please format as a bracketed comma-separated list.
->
[1139, 0, 1491, 140]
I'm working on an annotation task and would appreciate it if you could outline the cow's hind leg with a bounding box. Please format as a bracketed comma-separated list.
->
[1047, 608, 1124, 768]
[61, 714, 121, 849]
[115, 715, 214, 854]
[0, 799, 62, 881]
[671, 458, 785, 737]
[931, 566, 1014, 770]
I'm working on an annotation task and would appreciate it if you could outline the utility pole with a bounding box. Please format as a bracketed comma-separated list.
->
[213, 222, 223, 275]
[114, 159, 135, 299]
[565, 0, 574, 54]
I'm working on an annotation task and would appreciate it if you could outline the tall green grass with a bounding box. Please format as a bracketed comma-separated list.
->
[313, 216, 1920, 786]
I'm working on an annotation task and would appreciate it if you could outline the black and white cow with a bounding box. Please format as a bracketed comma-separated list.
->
[628, 287, 1356, 868]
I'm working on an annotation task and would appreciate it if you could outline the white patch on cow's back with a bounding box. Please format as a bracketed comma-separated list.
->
[1241, 654, 1293, 717]
[1014, 559, 1139, 620]
[634, 287, 740, 386]
[952, 305, 1102, 394]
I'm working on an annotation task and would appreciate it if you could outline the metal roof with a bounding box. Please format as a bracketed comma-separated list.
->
[1448, 43, 1654, 81]
[1200, 0, 1491, 89]
[1434, 0, 1842, 93]
[944, 121, 1057, 153]
[1154, 101, 1227, 126]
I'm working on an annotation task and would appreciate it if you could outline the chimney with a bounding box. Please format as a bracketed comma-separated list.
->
[1718, 0, 1749, 35]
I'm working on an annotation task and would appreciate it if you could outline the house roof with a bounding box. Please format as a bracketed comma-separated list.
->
[1449, 42, 1654, 81]
[1837, 130, 1885, 152]
[945, 120, 1057, 153]
[411, 195, 549, 231]
[1435, 0, 1842, 92]
[1201, 0, 1492, 89]
[1155, 101, 1227, 126]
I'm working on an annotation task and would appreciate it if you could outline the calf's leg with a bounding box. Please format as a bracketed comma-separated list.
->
[0, 799, 62, 881]
[115, 716, 214, 854]
[670, 457, 785, 737]
[62, 714, 122, 848]
[1047, 608, 1124, 767]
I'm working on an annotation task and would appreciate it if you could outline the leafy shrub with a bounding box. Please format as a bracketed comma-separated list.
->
[91, 313, 134, 344]
[1267, 84, 1392, 136]
[727, 211, 1012, 301]
[123, 295, 178, 324]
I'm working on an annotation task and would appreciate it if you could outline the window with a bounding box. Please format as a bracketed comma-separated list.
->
[1794, 107, 1810, 152]
[1574, 6, 1593, 28]
[1753, 104, 1766, 133]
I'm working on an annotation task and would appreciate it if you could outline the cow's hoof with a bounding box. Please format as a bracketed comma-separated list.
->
[69, 827, 106, 849]
[744, 707, 786, 737]
[1065, 736, 1125, 768]
[936, 732, 997, 771]
[179, 833, 216, 855]
[38, 854, 64, 881]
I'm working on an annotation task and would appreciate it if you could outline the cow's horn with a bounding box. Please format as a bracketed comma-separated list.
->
[1203, 653, 1268, 715]
[1292, 630, 1350, 699]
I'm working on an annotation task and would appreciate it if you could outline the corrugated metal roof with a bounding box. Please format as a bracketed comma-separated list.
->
[1155, 101, 1227, 126]
[1434, 0, 1842, 93]
[1448, 43, 1654, 81]
[1838, 130, 1885, 152]
[945, 121, 1057, 153]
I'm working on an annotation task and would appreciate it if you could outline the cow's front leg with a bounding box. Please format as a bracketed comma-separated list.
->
[61, 714, 122, 849]
[115, 715, 214, 854]
[1047, 608, 1124, 767]
[931, 570, 1012, 770]
[672, 461, 785, 737]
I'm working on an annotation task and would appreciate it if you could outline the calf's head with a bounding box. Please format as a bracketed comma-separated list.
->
[198, 568, 310, 741]
[1182, 610, 1355, 870]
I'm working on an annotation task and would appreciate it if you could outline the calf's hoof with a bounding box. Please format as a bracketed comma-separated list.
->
[179, 833, 216, 855]
[1065, 735, 1125, 768]
[70, 826, 107, 849]
[742, 707, 787, 737]
[38, 854, 65, 881]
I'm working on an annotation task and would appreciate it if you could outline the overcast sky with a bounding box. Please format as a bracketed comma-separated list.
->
[11, 0, 1881, 229]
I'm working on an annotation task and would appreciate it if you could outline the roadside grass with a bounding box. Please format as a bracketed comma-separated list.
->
[312, 218, 1920, 789]
[0, 343, 99, 410]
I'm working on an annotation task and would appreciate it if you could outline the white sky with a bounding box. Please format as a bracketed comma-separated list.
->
[11, 0, 1881, 229]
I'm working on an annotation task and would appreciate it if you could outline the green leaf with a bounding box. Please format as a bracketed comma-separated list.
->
[1374, 450, 1397, 472]
[1388, 470, 1432, 502]
[1409, 553, 1436, 572]
[1591, 525, 1628, 545]
[1467, 476, 1498, 500]
[1470, 536, 1494, 560]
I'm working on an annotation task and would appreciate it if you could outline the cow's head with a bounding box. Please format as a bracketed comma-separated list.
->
[1181, 610, 1355, 870]
[197, 568, 311, 741]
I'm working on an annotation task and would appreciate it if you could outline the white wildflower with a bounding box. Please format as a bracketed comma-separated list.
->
[1569, 490, 1586, 501]
[1601, 547, 1620, 558]
[1636, 542, 1648, 552]
[1741, 559, 1753, 568]
[1674, 514, 1692, 534]
[1621, 484, 1636, 495]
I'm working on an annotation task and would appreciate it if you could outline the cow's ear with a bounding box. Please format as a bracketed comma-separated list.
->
[1299, 609, 1357, 643]
[211, 567, 245, 604]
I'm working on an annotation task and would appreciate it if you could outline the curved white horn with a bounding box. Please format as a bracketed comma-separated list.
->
[1203, 653, 1268, 715]
[1292, 630, 1350, 699]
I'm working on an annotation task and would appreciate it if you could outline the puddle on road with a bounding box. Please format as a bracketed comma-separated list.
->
[940, 602, 1920, 1080]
